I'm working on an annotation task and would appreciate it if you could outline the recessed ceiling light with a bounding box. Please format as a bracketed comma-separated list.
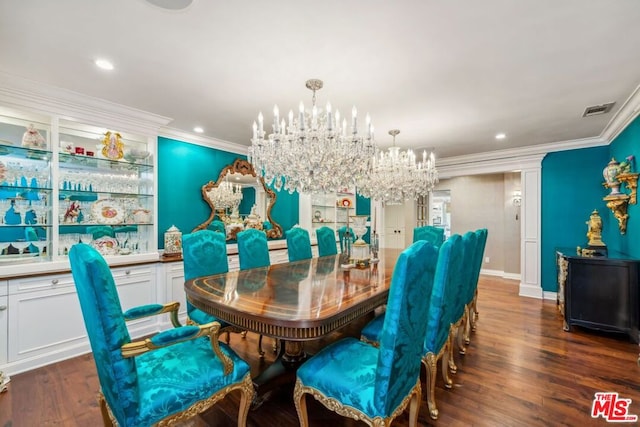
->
[193, 126, 204, 133]
[495, 133, 506, 140]
[95, 59, 114, 71]
[145, 0, 194, 10]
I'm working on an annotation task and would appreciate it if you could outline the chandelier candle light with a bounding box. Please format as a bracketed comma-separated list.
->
[206, 179, 243, 211]
[248, 79, 376, 194]
[357, 129, 438, 205]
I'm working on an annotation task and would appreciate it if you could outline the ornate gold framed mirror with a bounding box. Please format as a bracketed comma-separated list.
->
[194, 159, 283, 239]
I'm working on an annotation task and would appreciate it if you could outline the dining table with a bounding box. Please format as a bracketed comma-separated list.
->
[184, 248, 402, 403]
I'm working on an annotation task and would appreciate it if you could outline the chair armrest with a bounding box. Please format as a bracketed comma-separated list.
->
[123, 301, 181, 327]
[120, 321, 234, 375]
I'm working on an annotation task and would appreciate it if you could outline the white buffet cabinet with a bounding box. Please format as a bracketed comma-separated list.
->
[1, 243, 301, 376]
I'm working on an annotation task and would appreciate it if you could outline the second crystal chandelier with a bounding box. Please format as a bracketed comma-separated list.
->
[357, 129, 438, 205]
[248, 79, 376, 194]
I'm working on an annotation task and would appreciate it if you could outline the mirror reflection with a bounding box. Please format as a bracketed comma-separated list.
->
[194, 159, 283, 240]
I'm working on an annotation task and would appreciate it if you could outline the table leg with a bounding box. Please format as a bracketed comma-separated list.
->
[251, 340, 308, 409]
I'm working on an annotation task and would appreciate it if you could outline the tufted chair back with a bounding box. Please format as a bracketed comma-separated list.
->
[413, 225, 445, 248]
[316, 226, 338, 257]
[182, 230, 229, 324]
[374, 240, 440, 415]
[69, 243, 138, 424]
[286, 226, 313, 262]
[237, 228, 270, 270]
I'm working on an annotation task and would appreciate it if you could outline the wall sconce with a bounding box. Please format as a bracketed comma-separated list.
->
[602, 156, 638, 234]
[512, 190, 522, 207]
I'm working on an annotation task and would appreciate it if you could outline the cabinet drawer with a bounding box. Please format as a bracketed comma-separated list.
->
[111, 265, 154, 284]
[270, 249, 289, 265]
[8, 272, 75, 294]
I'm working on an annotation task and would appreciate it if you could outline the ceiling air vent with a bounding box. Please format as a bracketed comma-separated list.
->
[582, 102, 615, 117]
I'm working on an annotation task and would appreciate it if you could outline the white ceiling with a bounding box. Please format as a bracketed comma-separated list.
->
[1, 0, 639, 159]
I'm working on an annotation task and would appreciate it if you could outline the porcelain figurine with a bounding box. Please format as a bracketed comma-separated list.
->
[21, 124, 46, 149]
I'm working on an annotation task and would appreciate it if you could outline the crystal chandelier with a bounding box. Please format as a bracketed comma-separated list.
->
[206, 179, 243, 210]
[357, 129, 438, 205]
[248, 79, 376, 194]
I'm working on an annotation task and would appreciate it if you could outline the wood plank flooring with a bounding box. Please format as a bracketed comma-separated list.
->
[1, 276, 639, 426]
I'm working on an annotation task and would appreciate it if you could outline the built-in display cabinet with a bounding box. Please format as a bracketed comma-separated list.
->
[0, 100, 164, 277]
[312, 190, 355, 231]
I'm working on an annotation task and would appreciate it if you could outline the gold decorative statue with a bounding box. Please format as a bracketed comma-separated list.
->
[586, 209, 605, 247]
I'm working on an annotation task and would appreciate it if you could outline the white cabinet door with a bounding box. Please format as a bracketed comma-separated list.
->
[383, 203, 407, 249]
[8, 273, 87, 366]
[0, 295, 7, 366]
[6, 264, 157, 374]
[163, 261, 188, 323]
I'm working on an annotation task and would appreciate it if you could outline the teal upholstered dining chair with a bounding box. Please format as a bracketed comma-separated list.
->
[68, 243, 254, 427]
[207, 219, 226, 235]
[449, 231, 478, 364]
[236, 228, 272, 356]
[360, 235, 463, 420]
[294, 240, 439, 427]
[237, 228, 270, 270]
[465, 228, 488, 340]
[182, 230, 230, 326]
[413, 225, 445, 248]
[315, 226, 338, 257]
[286, 226, 313, 262]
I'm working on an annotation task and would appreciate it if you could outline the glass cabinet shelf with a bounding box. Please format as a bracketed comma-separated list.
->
[59, 152, 152, 172]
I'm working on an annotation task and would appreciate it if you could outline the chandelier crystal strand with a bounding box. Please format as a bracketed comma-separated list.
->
[248, 79, 376, 194]
[206, 179, 243, 210]
[357, 129, 438, 204]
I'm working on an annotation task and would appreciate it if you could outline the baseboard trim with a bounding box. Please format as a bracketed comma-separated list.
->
[543, 291, 558, 301]
[519, 282, 544, 299]
[480, 269, 521, 281]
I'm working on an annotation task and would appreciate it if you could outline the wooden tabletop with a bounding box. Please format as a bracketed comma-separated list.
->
[185, 249, 401, 341]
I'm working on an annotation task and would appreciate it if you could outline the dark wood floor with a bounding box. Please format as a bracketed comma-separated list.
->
[1, 276, 639, 427]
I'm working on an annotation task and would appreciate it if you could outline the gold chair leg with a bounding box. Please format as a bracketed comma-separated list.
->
[293, 379, 310, 427]
[458, 310, 469, 355]
[423, 354, 439, 420]
[471, 289, 479, 331]
[463, 304, 472, 345]
[441, 344, 452, 389]
[447, 326, 458, 374]
[225, 330, 231, 344]
[272, 338, 278, 353]
[237, 375, 255, 427]
[258, 334, 265, 358]
[98, 393, 115, 427]
[408, 387, 421, 427]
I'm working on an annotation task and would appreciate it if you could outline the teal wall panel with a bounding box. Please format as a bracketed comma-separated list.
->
[605, 115, 640, 257]
[157, 137, 298, 248]
[269, 187, 299, 233]
[157, 137, 241, 247]
[540, 146, 609, 291]
[356, 193, 371, 242]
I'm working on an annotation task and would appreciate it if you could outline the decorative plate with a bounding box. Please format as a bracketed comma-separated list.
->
[91, 199, 124, 225]
[337, 197, 352, 208]
[90, 236, 119, 256]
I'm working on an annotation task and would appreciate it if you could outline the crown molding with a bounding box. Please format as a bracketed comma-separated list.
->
[600, 83, 640, 142]
[0, 71, 171, 135]
[437, 83, 640, 174]
[159, 127, 248, 155]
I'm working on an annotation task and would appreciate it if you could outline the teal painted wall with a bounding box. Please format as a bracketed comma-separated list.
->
[356, 193, 371, 242]
[157, 137, 241, 247]
[157, 137, 298, 248]
[540, 145, 609, 291]
[605, 115, 640, 257]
